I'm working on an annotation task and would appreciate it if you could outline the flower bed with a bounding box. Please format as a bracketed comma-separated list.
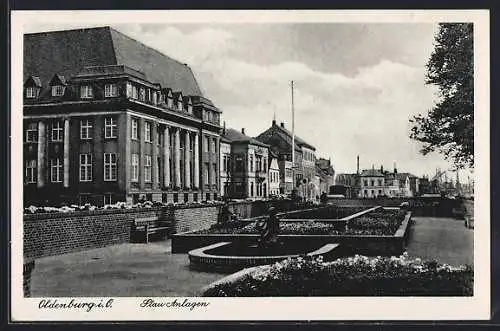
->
[196, 208, 406, 236]
[202, 253, 473, 297]
[23, 200, 224, 215]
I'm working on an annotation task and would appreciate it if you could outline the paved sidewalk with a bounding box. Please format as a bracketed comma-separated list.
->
[406, 217, 473, 266]
[30, 217, 474, 297]
[30, 240, 226, 297]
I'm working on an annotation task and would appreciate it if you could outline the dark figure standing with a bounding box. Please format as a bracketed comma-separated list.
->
[257, 206, 280, 249]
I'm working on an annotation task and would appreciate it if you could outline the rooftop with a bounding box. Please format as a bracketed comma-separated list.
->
[24, 26, 203, 97]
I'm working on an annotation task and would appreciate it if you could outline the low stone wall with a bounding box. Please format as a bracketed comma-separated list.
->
[227, 199, 296, 219]
[328, 197, 467, 218]
[172, 211, 413, 256]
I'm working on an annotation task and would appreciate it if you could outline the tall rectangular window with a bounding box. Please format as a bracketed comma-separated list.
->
[80, 120, 93, 140]
[126, 82, 133, 97]
[51, 121, 63, 142]
[25, 122, 38, 142]
[222, 155, 227, 172]
[104, 153, 117, 181]
[211, 138, 216, 153]
[204, 136, 209, 152]
[79, 154, 92, 182]
[105, 117, 117, 138]
[204, 163, 209, 185]
[144, 155, 152, 182]
[131, 119, 138, 140]
[212, 163, 217, 186]
[144, 122, 151, 142]
[139, 88, 146, 102]
[152, 91, 158, 105]
[131, 154, 139, 182]
[51, 85, 64, 97]
[132, 85, 138, 99]
[25, 159, 37, 183]
[105, 83, 118, 97]
[50, 158, 63, 183]
[80, 85, 93, 99]
[249, 155, 254, 172]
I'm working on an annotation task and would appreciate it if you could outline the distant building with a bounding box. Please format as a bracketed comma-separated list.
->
[268, 150, 280, 196]
[220, 128, 269, 199]
[315, 157, 335, 195]
[256, 120, 316, 200]
[219, 133, 231, 198]
[359, 165, 418, 198]
[359, 168, 386, 198]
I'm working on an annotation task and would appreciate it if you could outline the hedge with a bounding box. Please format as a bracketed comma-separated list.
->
[202, 253, 473, 297]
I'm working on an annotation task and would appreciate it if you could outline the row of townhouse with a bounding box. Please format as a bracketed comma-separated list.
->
[219, 120, 335, 201]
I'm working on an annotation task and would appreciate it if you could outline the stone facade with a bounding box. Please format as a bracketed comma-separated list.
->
[23, 27, 221, 206]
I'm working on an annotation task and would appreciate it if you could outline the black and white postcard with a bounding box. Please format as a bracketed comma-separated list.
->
[10, 9, 490, 321]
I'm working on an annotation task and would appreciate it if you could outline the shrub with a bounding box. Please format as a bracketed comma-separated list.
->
[202, 253, 473, 297]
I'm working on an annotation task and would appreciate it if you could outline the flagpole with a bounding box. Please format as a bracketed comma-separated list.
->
[291, 80, 295, 193]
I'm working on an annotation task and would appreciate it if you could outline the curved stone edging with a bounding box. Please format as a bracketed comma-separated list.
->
[188, 242, 340, 271]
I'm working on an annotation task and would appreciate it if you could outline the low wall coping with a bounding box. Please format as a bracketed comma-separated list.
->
[394, 211, 412, 238]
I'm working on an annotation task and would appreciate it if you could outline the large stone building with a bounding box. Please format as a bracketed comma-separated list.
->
[359, 165, 418, 198]
[23, 27, 222, 206]
[255, 120, 316, 199]
[219, 128, 269, 199]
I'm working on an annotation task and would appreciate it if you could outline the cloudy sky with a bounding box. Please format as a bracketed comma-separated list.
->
[24, 22, 473, 180]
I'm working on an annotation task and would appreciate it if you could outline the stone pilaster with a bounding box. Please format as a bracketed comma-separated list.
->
[194, 132, 199, 189]
[185, 131, 191, 188]
[63, 118, 70, 187]
[174, 128, 181, 187]
[37, 121, 45, 188]
[163, 126, 170, 187]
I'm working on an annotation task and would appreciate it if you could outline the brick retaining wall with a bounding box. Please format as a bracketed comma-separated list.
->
[23, 205, 221, 261]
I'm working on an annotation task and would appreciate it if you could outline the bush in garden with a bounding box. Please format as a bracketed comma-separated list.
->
[202, 253, 473, 297]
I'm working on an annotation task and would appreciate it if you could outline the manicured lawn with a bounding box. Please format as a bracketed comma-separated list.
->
[30, 240, 226, 297]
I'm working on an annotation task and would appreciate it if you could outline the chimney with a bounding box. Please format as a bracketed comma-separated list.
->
[241, 128, 245, 135]
[380, 165, 384, 173]
[223, 121, 226, 135]
[280, 122, 285, 128]
[272, 119, 276, 126]
[394, 162, 397, 174]
[356, 155, 360, 175]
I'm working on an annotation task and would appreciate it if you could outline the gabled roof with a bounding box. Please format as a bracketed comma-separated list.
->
[222, 128, 269, 147]
[256, 121, 315, 152]
[24, 26, 203, 97]
[24, 76, 42, 87]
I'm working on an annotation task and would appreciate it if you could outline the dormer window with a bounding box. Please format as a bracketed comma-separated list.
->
[184, 97, 193, 114]
[147, 89, 152, 103]
[177, 98, 183, 111]
[49, 74, 66, 97]
[80, 85, 93, 99]
[167, 96, 173, 108]
[52, 85, 65, 97]
[26, 87, 38, 99]
[152, 92, 158, 105]
[24, 76, 42, 99]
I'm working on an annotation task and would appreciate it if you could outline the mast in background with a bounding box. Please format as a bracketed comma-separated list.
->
[291, 80, 295, 192]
